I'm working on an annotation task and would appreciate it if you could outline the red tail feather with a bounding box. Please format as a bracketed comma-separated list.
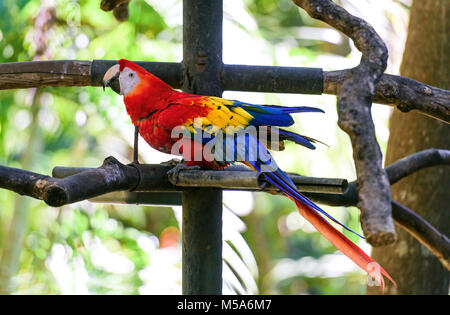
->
[288, 195, 396, 292]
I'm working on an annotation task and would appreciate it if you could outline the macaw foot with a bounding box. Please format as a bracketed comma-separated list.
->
[167, 162, 201, 185]
[161, 158, 182, 167]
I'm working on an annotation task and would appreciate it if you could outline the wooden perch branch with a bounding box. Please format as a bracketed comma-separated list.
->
[293, 0, 396, 246]
[0, 60, 448, 122]
[0, 157, 139, 207]
[51, 162, 349, 195]
[0, 157, 348, 207]
[4, 150, 446, 205]
[387, 149, 450, 269]
[0, 149, 448, 268]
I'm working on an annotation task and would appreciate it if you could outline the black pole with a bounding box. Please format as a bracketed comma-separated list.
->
[222, 64, 323, 94]
[182, 0, 223, 96]
[181, 0, 223, 295]
[91, 60, 324, 94]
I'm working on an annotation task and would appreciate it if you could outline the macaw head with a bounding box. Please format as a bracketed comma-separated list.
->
[102, 59, 149, 96]
[102, 59, 174, 120]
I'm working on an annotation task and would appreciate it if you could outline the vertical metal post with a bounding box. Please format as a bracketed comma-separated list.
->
[181, 189, 223, 294]
[181, 0, 223, 294]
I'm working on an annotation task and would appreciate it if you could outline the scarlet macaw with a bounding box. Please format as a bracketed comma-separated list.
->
[103, 59, 395, 291]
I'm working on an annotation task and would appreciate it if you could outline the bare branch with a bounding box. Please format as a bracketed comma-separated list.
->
[391, 200, 450, 270]
[324, 71, 450, 123]
[306, 149, 450, 206]
[0, 60, 91, 90]
[385, 149, 450, 185]
[0, 60, 448, 123]
[0, 157, 139, 207]
[293, 0, 396, 246]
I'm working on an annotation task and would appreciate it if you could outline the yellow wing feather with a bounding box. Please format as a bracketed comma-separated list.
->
[201, 97, 254, 133]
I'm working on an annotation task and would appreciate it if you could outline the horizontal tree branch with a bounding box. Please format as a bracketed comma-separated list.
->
[0, 149, 448, 268]
[221, 64, 323, 95]
[324, 70, 450, 123]
[51, 161, 349, 195]
[0, 156, 140, 207]
[0, 60, 448, 122]
[4, 149, 446, 205]
[0, 157, 347, 207]
[385, 148, 450, 185]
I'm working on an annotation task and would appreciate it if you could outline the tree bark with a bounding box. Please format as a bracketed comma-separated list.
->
[368, 0, 450, 294]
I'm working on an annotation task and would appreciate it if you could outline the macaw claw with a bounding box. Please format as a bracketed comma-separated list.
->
[167, 162, 201, 185]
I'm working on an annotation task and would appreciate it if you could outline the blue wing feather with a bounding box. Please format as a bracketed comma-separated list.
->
[278, 129, 316, 150]
[228, 101, 324, 127]
[263, 105, 325, 114]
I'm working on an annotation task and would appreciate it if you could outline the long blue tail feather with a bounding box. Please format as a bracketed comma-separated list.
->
[229, 123, 362, 238]
[249, 160, 364, 239]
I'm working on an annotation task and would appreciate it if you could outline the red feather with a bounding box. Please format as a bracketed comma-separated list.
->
[290, 196, 396, 292]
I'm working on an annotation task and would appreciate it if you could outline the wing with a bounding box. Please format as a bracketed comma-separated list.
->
[157, 94, 324, 148]
[150, 93, 325, 167]
[226, 100, 324, 127]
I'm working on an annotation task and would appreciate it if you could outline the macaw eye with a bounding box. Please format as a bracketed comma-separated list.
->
[129, 73, 134, 78]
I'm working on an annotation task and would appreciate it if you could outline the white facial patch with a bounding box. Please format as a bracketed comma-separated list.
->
[119, 67, 141, 96]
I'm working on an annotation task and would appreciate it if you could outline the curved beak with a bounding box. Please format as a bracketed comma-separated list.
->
[102, 64, 121, 94]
